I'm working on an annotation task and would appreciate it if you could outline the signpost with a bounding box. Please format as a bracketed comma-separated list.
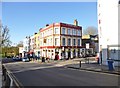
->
[62, 47, 64, 51]
[86, 43, 89, 49]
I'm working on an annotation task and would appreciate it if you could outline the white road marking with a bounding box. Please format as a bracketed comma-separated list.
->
[12, 64, 64, 73]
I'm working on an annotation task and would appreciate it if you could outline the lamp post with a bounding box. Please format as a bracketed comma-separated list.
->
[28, 36, 30, 52]
[28, 36, 31, 60]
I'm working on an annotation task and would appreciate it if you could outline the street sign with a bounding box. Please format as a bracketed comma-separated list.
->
[62, 47, 64, 51]
[86, 43, 89, 49]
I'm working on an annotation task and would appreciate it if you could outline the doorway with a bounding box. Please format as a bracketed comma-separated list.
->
[68, 49, 71, 59]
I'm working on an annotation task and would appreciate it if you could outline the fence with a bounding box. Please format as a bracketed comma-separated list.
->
[2, 65, 23, 88]
[107, 45, 120, 66]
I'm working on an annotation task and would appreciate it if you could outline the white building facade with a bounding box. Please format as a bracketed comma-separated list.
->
[30, 35, 34, 52]
[98, 0, 120, 66]
[19, 47, 24, 57]
[39, 20, 82, 60]
[23, 36, 30, 52]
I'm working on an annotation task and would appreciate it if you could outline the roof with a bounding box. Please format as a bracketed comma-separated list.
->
[40, 22, 82, 32]
[82, 34, 98, 40]
[82, 35, 90, 39]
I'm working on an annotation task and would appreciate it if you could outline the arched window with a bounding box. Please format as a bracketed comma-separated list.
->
[62, 38, 66, 46]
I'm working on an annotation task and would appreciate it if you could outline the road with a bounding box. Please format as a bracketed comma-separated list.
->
[0, 59, 2, 87]
[2, 59, 119, 86]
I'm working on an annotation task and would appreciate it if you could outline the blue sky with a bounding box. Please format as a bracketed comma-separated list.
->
[0, 2, 2, 20]
[2, 2, 97, 45]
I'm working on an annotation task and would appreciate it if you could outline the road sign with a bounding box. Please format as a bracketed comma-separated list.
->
[86, 43, 89, 49]
[62, 47, 64, 51]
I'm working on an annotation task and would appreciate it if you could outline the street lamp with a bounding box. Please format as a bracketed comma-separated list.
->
[25, 36, 30, 52]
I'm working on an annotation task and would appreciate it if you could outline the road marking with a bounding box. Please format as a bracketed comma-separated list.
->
[12, 64, 64, 73]
[65, 67, 119, 76]
[54, 64, 64, 66]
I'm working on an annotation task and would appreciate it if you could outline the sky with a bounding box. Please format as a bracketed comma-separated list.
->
[0, 2, 1, 20]
[2, 2, 97, 45]
[2, 0, 97, 2]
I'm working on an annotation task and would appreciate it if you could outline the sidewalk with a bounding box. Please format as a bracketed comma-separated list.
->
[51, 58, 120, 75]
[65, 62, 120, 75]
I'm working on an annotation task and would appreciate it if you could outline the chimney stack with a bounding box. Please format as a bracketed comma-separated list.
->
[34, 33, 37, 35]
[46, 24, 49, 27]
[39, 28, 42, 31]
[74, 19, 78, 26]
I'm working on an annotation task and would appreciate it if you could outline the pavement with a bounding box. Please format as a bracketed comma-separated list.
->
[63, 58, 120, 75]
[66, 62, 120, 75]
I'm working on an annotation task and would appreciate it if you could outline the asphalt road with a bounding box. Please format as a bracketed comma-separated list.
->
[0, 59, 2, 87]
[2, 60, 119, 86]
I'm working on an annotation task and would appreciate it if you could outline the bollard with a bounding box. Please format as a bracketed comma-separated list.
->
[79, 61, 81, 69]
[107, 59, 114, 71]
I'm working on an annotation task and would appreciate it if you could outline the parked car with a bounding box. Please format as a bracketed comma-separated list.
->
[13, 57, 22, 61]
[22, 57, 29, 62]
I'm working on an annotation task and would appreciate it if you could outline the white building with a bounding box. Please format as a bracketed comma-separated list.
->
[30, 35, 34, 53]
[19, 47, 24, 53]
[19, 47, 24, 57]
[23, 36, 30, 52]
[39, 20, 82, 60]
[98, 0, 120, 66]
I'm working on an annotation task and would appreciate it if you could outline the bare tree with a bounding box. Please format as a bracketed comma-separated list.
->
[0, 20, 2, 45]
[83, 26, 98, 35]
[0, 20, 2, 54]
[0, 20, 12, 47]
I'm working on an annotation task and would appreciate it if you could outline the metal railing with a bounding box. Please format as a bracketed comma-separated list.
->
[2, 65, 23, 88]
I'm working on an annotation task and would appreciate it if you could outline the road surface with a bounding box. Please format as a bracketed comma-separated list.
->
[2, 60, 119, 86]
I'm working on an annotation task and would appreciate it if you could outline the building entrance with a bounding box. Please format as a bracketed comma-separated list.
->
[68, 49, 71, 60]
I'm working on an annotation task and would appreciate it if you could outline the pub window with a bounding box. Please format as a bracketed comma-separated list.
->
[62, 28, 66, 34]
[73, 39, 76, 46]
[68, 38, 71, 46]
[54, 28, 59, 34]
[62, 38, 66, 46]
